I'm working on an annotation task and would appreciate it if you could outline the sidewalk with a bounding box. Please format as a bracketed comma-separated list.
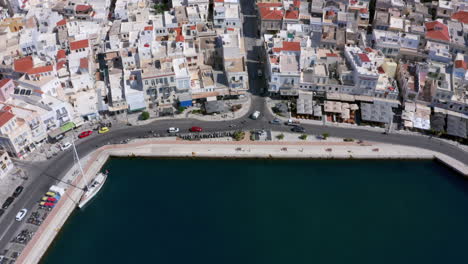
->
[127, 95, 251, 126]
[265, 98, 468, 153]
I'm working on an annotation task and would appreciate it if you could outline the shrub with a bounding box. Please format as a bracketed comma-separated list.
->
[299, 134, 308, 140]
[343, 138, 354, 142]
[322, 133, 329, 140]
[177, 106, 186, 113]
[140, 111, 150, 120]
[233, 131, 245, 141]
[276, 133, 285, 140]
[232, 104, 242, 112]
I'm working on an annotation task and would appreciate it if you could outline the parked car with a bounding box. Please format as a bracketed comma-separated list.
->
[168, 127, 179, 133]
[78, 130, 93, 138]
[291, 126, 305, 133]
[61, 142, 72, 151]
[98, 127, 110, 134]
[12, 186, 24, 198]
[189, 126, 203, 132]
[2, 197, 14, 209]
[269, 118, 281, 125]
[15, 209, 28, 221]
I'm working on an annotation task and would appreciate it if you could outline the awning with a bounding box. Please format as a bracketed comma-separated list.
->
[48, 127, 64, 139]
[61, 122, 75, 133]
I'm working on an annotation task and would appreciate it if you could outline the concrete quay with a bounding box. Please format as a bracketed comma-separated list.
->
[15, 138, 468, 264]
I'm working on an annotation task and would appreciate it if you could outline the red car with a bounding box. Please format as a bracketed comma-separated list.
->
[78, 130, 93, 138]
[189, 126, 203, 132]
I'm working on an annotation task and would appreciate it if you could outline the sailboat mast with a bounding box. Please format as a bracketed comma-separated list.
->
[70, 130, 90, 191]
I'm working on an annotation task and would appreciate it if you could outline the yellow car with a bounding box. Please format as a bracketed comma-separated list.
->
[98, 127, 110, 134]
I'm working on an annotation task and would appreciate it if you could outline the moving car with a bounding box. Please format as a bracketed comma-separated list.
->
[2, 197, 14, 209]
[168, 127, 179, 133]
[12, 186, 24, 198]
[269, 118, 281, 125]
[250, 111, 260, 120]
[98, 127, 110, 134]
[189, 126, 203, 132]
[15, 209, 28, 221]
[286, 119, 300, 126]
[61, 142, 72, 151]
[291, 126, 305, 133]
[78, 130, 93, 138]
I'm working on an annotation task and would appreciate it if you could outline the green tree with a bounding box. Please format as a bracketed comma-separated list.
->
[276, 133, 285, 140]
[140, 111, 150, 120]
[153, 3, 168, 14]
[299, 134, 308, 140]
[322, 133, 329, 140]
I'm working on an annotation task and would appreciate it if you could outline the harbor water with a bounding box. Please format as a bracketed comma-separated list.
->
[42, 158, 468, 264]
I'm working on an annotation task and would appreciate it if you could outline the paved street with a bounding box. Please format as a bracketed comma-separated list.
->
[0, 0, 467, 259]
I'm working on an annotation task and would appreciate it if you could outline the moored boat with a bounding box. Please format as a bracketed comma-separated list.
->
[78, 171, 108, 209]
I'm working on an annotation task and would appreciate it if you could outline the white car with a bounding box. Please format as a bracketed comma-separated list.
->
[15, 209, 28, 221]
[168, 127, 179, 133]
[61, 142, 72, 151]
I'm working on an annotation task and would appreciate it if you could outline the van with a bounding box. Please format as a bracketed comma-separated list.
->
[251, 111, 260, 120]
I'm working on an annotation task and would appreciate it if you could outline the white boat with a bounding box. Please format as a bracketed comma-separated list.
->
[69, 132, 108, 209]
[78, 172, 108, 209]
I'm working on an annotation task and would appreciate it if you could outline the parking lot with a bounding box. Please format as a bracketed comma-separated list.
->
[0, 187, 61, 263]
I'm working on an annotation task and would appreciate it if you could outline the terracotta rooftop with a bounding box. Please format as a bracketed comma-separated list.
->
[56, 49, 66, 60]
[455, 60, 468, 70]
[80, 58, 89, 69]
[451, 11, 468, 24]
[70, 39, 89, 50]
[425, 21, 450, 42]
[75, 5, 92, 12]
[272, 41, 301, 53]
[56, 60, 67, 71]
[175, 28, 184, 42]
[26, 65, 53, 75]
[258, 3, 284, 20]
[14, 56, 34, 73]
[0, 110, 14, 127]
[285, 10, 299, 20]
[0, 78, 12, 88]
[358, 53, 371, 63]
[56, 19, 66, 27]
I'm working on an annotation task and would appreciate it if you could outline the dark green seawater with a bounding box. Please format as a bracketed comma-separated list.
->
[43, 159, 468, 264]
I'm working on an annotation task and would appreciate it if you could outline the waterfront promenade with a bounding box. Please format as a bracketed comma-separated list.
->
[16, 138, 468, 264]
